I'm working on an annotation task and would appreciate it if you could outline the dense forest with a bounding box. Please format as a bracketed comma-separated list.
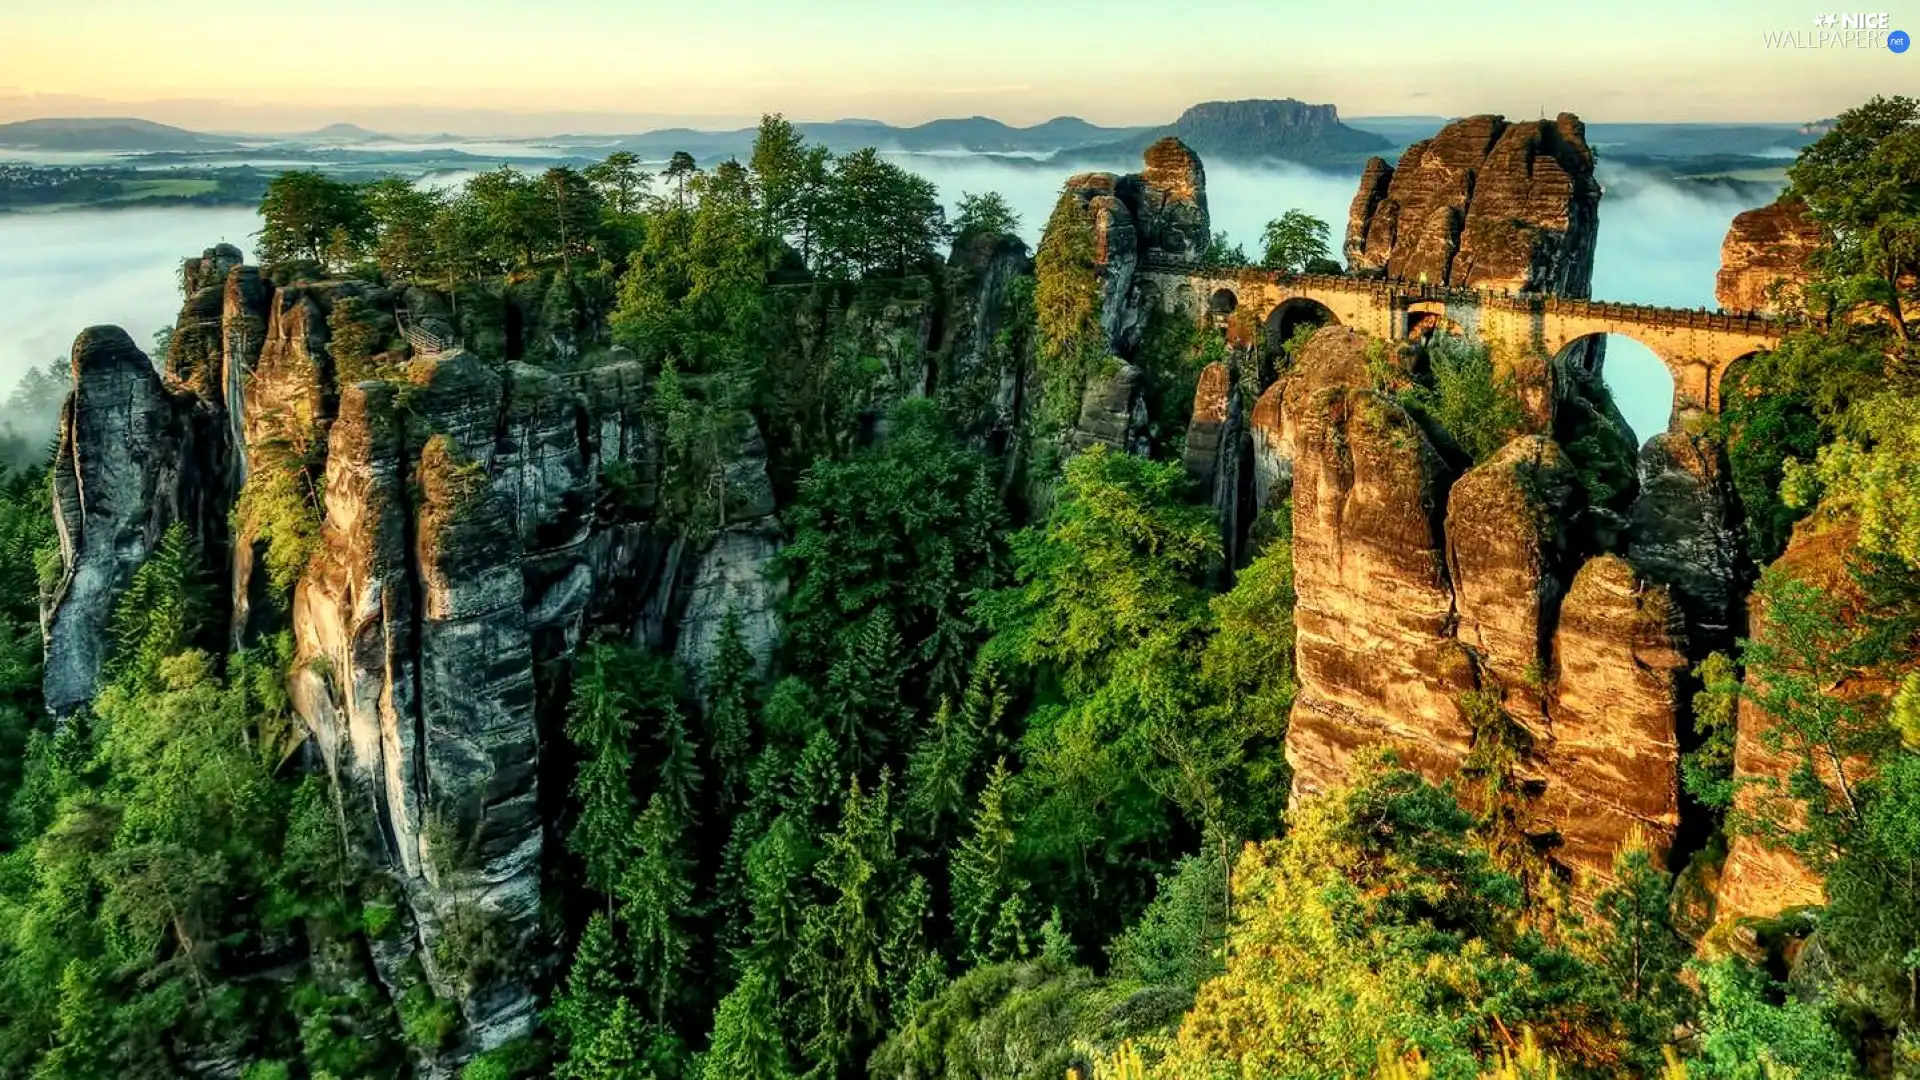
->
[0, 98, 1915, 1080]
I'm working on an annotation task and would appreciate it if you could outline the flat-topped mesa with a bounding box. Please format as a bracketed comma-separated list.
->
[1715, 196, 1821, 315]
[1345, 113, 1601, 297]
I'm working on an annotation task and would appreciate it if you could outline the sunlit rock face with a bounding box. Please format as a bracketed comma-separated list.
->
[1446, 435, 1580, 691]
[1542, 554, 1687, 882]
[1284, 379, 1471, 798]
[1345, 113, 1600, 297]
[287, 348, 667, 1056]
[1263, 325, 1692, 891]
[1715, 196, 1821, 315]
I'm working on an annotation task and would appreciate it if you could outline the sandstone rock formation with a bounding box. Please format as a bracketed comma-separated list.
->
[1069, 362, 1149, 455]
[282, 347, 670, 1057]
[676, 421, 786, 683]
[1181, 360, 1248, 562]
[41, 238, 1029, 1059]
[1345, 114, 1600, 296]
[1285, 383, 1472, 796]
[935, 229, 1035, 447]
[1268, 328, 1688, 889]
[43, 327, 226, 715]
[1054, 137, 1212, 357]
[168, 243, 246, 404]
[1249, 380, 1289, 512]
[1715, 196, 1821, 315]
[1542, 555, 1687, 879]
[1445, 436, 1580, 689]
[1134, 138, 1210, 268]
[1629, 429, 1743, 651]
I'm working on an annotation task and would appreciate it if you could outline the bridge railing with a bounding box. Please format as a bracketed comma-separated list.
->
[1140, 259, 1797, 330]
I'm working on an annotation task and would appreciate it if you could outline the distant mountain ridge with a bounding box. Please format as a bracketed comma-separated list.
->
[604, 114, 1156, 159]
[0, 117, 238, 152]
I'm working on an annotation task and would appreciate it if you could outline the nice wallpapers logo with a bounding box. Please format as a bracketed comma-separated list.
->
[1764, 12, 1909, 49]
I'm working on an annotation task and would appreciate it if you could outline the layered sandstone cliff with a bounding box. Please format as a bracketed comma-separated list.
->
[40, 235, 1032, 1063]
[43, 327, 228, 714]
[1271, 327, 1691, 887]
[1715, 196, 1821, 315]
[1345, 114, 1601, 296]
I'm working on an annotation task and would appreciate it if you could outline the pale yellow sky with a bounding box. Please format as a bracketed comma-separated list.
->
[2, 0, 1910, 133]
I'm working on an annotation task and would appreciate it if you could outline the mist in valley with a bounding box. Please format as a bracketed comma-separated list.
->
[0, 154, 1781, 453]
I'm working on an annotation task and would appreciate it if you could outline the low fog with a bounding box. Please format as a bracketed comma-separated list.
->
[0, 156, 1780, 452]
[0, 206, 257, 462]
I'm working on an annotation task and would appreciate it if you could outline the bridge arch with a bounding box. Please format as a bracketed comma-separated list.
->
[1208, 287, 1239, 315]
[1550, 332, 1677, 443]
[1403, 300, 1462, 341]
[1263, 296, 1339, 358]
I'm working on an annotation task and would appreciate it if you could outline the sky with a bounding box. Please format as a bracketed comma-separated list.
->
[1, 0, 1910, 134]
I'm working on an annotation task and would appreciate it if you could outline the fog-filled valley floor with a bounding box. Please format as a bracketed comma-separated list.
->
[0, 151, 1777, 451]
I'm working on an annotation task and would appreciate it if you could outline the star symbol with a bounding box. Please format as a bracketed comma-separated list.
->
[1815, 13, 1825, 23]
[1824, 13, 1838, 25]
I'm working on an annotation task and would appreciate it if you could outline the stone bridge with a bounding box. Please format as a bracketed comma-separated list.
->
[1143, 264, 1791, 413]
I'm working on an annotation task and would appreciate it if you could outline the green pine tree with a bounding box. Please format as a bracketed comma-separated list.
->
[566, 645, 638, 898]
[949, 760, 1026, 964]
[703, 610, 758, 807]
[702, 967, 797, 1080]
[618, 794, 696, 1023]
[548, 912, 631, 1077]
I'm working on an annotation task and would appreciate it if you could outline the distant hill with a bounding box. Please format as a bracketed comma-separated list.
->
[609, 115, 1152, 161]
[0, 117, 237, 152]
[300, 123, 388, 144]
[1067, 99, 1392, 166]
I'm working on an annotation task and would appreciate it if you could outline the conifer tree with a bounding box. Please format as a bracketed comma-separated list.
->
[619, 794, 697, 1023]
[702, 967, 797, 1080]
[566, 645, 638, 898]
[950, 760, 1025, 964]
[703, 610, 758, 807]
[549, 912, 630, 1075]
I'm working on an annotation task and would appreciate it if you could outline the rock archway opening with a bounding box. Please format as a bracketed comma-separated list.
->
[1554, 333, 1675, 446]
[1208, 287, 1239, 315]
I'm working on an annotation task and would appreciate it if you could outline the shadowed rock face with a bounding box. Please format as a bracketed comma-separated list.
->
[1054, 136, 1213, 359]
[1345, 113, 1600, 296]
[1182, 360, 1249, 567]
[287, 348, 668, 1056]
[1716, 196, 1821, 315]
[43, 327, 226, 714]
[1629, 429, 1743, 652]
[1135, 137, 1211, 268]
[936, 230, 1035, 448]
[168, 244, 245, 405]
